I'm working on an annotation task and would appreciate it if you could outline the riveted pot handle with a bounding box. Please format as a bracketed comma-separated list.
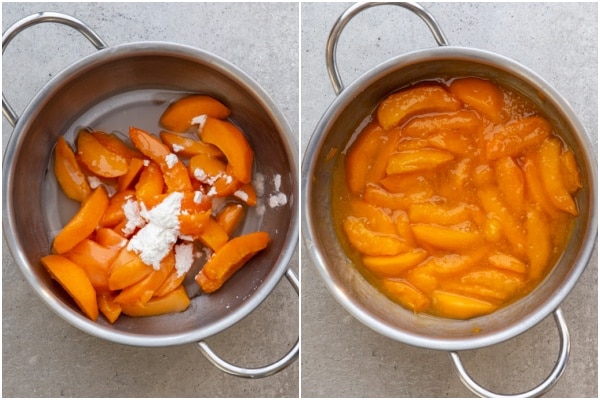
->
[196, 268, 299, 378]
[449, 308, 570, 398]
[2, 12, 108, 127]
[326, 2, 449, 95]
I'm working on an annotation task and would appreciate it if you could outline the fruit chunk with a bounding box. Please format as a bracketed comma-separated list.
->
[386, 149, 454, 175]
[377, 86, 462, 130]
[343, 218, 409, 256]
[216, 203, 246, 235]
[526, 208, 552, 280]
[537, 137, 578, 215]
[560, 149, 583, 193]
[97, 291, 122, 323]
[76, 130, 128, 178]
[198, 117, 254, 184]
[383, 279, 430, 313]
[41, 254, 98, 321]
[52, 187, 109, 254]
[486, 116, 551, 160]
[362, 249, 428, 277]
[64, 239, 119, 290]
[401, 110, 482, 138]
[108, 247, 154, 290]
[494, 156, 525, 214]
[159, 94, 231, 132]
[410, 224, 481, 251]
[120, 285, 190, 317]
[54, 136, 92, 202]
[196, 231, 270, 293]
[431, 290, 496, 319]
[159, 131, 224, 159]
[449, 77, 506, 123]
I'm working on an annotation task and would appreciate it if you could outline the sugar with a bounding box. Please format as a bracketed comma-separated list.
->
[192, 114, 208, 132]
[174, 242, 194, 277]
[165, 153, 178, 169]
[269, 192, 288, 208]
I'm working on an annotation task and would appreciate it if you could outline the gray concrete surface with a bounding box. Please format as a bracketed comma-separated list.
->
[2, 3, 298, 397]
[300, 2, 597, 398]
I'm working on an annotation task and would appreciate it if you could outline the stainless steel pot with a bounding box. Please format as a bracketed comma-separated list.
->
[301, 2, 597, 396]
[3, 12, 299, 378]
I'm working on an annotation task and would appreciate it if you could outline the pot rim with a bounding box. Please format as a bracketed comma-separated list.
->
[3, 41, 299, 347]
[301, 45, 597, 351]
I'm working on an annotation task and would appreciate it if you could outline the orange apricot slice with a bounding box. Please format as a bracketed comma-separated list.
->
[410, 224, 482, 251]
[188, 152, 240, 197]
[431, 290, 496, 319]
[198, 217, 230, 252]
[100, 190, 135, 228]
[198, 117, 254, 184]
[121, 285, 191, 317]
[449, 77, 506, 123]
[91, 131, 143, 160]
[41, 254, 98, 321]
[179, 210, 211, 237]
[485, 116, 551, 160]
[159, 94, 231, 133]
[526, 208, 552, 280]
[402, 110, 482, 138]
[76, 130, 129, 178]
[135, 161, 164, 206]
[64, 239, 119, 290]
[559, 149, 583, 193]
[53, 186, 109, 254]
[97, 290, 122, 323]
[54, 136, 92, 202]
[95, 228, 127, 249]
[343, 218, 409, 256]
[114, 250, 175, 305]
[348, 199, 396, 235]
[154, 268, 187, 298]
[494, 156, 525, 214]
[196, 231, 270, 293]
[108, 247, 154, 290]
[362, 249, 428, 277]
[408, 203, 471, 226]
[537, 138, 578, 215]
[382, 279, 430, 313]
[376, 85, 461, 130]
[521, 155, 559, 217]
[488, 252, 527, 274]
[159, 131, 224, 159]
[118, 157, 145, 192]
[386, 149, 454, 175]
[216, 203, 246, 235]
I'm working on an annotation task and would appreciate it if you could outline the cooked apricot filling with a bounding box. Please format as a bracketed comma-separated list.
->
[332, 77, 582, 320]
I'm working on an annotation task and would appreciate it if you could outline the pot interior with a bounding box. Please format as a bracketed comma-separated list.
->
[4, 43, 298, 346]
[305, 48, 596, 351]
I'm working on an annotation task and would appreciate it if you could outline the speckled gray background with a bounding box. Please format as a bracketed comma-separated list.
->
[301, 2, 597, 398]
[2, 3, 298, 397]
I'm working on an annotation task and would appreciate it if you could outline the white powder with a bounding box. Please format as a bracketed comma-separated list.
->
[165, 153, 178, 169]
[143, 159, 150, 167]
[273, 174, 282, 191]
[234, 190, 249, 202]
[193, 168, 209, 183]
[174, 243, 194, 277]
[192, 114, 208, 131]
[122, 197, 146, 236]
[193, 190, 204, 204]
[127, 191, 183, 269]
[87, 176, 102, 189]
[253, 172, 265, 196]
[269, 192, 288, 208]
[172, 144, 185, 153]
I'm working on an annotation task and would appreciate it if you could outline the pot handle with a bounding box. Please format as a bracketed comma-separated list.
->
[195, 268, 299, 378]
[2, 12, 108, 127]
[449, 308, 570, 398]
[326, 2, 449, 95]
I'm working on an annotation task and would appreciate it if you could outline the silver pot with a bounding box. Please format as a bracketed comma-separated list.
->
[2, 12, 298, 378]
[301, 2, 597, 396]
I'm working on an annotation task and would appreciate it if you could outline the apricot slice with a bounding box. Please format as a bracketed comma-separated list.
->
[179, 210, 211, 237]
[363, 184, 413, 210]
[526, 208, 552, 280]
[408, 203, 471, 226]
[216, 203, 246, 235]
[159, 94, 231, 132]
[54, 136, 92, 202]
[343, 218, 409, 256]
[118, 157, 145, 192]
[521, 155, 559, 217]
[97, 290, 122, 323]
[402, 110, 482, 140]
[196, 231, 270, 293]
[199, 217, 230, 252]
[382, 279, 430, 313]
[386, 149, 454, 175]
[41, 254, 98, 321]
[362, 249, 428, 277]
[559, 149, 583, 193]
[345, 121, 398, 194]
[348, 199, 396, 234]
[95, 228, 127, 249]
[64, 239, 119, 290]
[53, 186, 109, 254]
[121, 285, 191, 317]
[159, 131, 224, 159]
[431, 290, 496, 319]
[135, 161, 164, 206]
[198, 117, 254, 184]
[485, 116, 551, 160]
[154, 268, 187, 298]
[91, 131, 143, 160]
[411, 224, 481, 251]
[115, 250, 175, 305]
[76, 130, 128, 178]
[100, 190, 135, 228]
[188, 152, 240, 197]
[108, 247, 154, 290]
[233, 183, 257, 207]
[377, 85, 461, 130]
[461, 269, 525, 299]
[449, 77, 506, 123]
[494, 156, 525, 214]
[488, 252, 527, 274]
[537, 138, 578, 215]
